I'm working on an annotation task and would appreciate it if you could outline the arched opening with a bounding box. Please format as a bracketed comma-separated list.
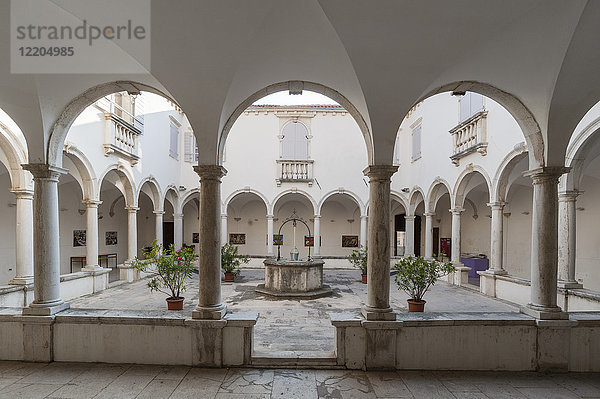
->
[0, 161, 16, 285]
[319, 193, 362, 256]
[181, 191, 200, 254]
[390, 195, 408, 257]
[430, 184, 452, 260]
[272, 192, 316, 259]
[226, 192, 269, 256]
[163, 189, 179, 249]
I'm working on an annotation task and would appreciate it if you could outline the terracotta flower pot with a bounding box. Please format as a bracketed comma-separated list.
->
[362, 274, 367, 284]
[166, 297, 184, 311]
[224, 272, 235, 282]
[407, 299, 426, 312]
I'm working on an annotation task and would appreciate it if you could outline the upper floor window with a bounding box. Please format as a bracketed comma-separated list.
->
[281, 121, 309, 160]
[169, 121, 179, 159]
[183, 130, 199, 162]
[459, 92, 484, 122]
[411, 123, 422, 161]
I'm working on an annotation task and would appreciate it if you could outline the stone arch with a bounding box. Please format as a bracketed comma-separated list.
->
[137, 177, 163, 211]
[224, 188, 270, 216]
[390, 190, 409, 214]
[493, 144, 529, 202]
[97, 163, 136, 207]
[218, 81, 373, 165]
[562, 114, 600, 192]
[271, 189, 317, 216]
[179, 188, 199, 214]
[47, 81, 177, 167]
[453, 165, 493, 209]
[317, 189, 365, 217]
[415, 81, 544, 169]
[163, 185, 180, 213]
[62, 144, 98, 201]
[408, 186, 426, 215]
[0, 119, 30, 190]
[426, 178, 453, 213]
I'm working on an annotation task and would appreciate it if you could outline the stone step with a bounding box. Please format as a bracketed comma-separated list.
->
[250, 351, 342, 369]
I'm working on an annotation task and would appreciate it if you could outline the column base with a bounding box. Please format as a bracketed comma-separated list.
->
[520, 304, 569, 320]
[557, 280, 583, 289]
[193, 304, 227, 320]
[23, 300, 69, 316]
[450, 265, 470, 286]
[361, 306, 396, 321]
[8, 276, 34, 285]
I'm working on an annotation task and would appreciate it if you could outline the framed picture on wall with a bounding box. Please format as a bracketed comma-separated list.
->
[341, 235, 359, 248]
[229, 233, 246, 245]
[73, 230, 86, 247]
[192, 233, 199, 243]
[273, 234, 283, 246]
[105, 231, 118, 246]
[304, 235, 314, 247]
[440, 238, 451, 258]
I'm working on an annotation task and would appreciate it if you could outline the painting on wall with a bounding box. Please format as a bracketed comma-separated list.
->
[341, 235, 359, 248]
[105, 231, 118, 246]
[273, 234, 283, 246]
[73, 230, 86, 247]
[304, 235, 314, 247]
[229, 233, 246, 245]
[192, 233, 199, 243]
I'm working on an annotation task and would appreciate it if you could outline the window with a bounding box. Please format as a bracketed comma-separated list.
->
[183, 130, 199, 162]
[169, 121, 179, 159]
[459, 92, 484, 122]
[412, 124, 421, 161]
[281, 121, 309, 160]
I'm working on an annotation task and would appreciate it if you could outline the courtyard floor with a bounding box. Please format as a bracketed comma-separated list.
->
[70, 269, 519, 355]
[0, 361, 599, 398]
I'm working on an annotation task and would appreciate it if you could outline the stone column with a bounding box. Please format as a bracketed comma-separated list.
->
[558, 191, 582, 289]
[125, 206, 138, 261]
[82, 200, 102, 271]
[174, 213, 183, 249]
[522, 167, 569, 319]
[9, 189, 34, 285]
[424, 212, 434, 259]
[21, 164, 69, 315]
[154, 210, 164, 246]
[361, 165, 398, 321]
[313, 215, 321, 256]
[450, 208, 464, 265]
[360, 215, 368, 248]
[220, 214, 228, 247]
[267, 214, 274, 256]
[405, 215, 416, 256]
[479, 202, 507, 296]
[193, 165, 227, 320]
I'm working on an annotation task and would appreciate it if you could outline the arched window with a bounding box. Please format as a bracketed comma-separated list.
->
[281, 121, 309, 160]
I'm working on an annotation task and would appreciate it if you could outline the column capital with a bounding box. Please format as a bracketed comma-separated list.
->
[360, 215, 368, 220]
[22, 163, 68, 180]
[313, 214, 321, 220]
[82, 199, 102, 207]
[362, 165, 398, 181]
[424, 212, 435, 217]
[174, 213, 184, 220]
[220, 213, 227, 219]
[487, 201, 506, 210]
[450, 207, 464, 215]
[10, 188, 34, 199]
[266, 214, 274, 220]
[124, 206, 139, 212]
[558, 190, 582, 202]
[193, 165, 227, 181]
[404, 215, 416, 221]
[523, 166, 570, 184]
[153, 210, 165, 215]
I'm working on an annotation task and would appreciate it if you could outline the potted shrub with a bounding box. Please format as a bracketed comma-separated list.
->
[393, 256, 455, 312]
[221, 243, 249, 282]
[131, 240, 196, 311]
[349, 247, 368, 283]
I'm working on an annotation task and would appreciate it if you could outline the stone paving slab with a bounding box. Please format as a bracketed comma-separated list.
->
[68, 269, 519, 354]
[0, 362, 598, 399]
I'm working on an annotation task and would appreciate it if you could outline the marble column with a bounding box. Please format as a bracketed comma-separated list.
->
[424, 212, 434, 259]
[405, 215, 416, 257]
[220, 214, 228, 247]
[154, 210, 164, 246]
[313, 215, 321, 256]
[82, 200, 102, 271]
[522, 167, 569, 319]
[450, 208, 464, 265]
[558, 191, 583, 289]
[267, 214, 274, 256]
[9, 189, 34, 285]
[487, 202, 507, 273]
[174, 213, 183, 249]
[362, 165, 398, 321]
[360, 215, 368, 248]
[125, 206, 138, 261]
[193, 165, 227, 320]
[21, 164, 69, 315]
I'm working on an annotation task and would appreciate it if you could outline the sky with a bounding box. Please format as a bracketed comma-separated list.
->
[252, 91, 339, 106]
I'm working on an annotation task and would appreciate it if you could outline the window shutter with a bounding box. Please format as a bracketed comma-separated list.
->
[184, 131, 193, 162]
[281, 122, 309, 160]
[460, 93, 471, 121]
[169, 122, 179, 158]
[412, 124, 421, 160]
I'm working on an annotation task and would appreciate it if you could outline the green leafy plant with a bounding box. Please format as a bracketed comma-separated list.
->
[221, 243, 249, 277]
[393, 256, 455, 302]
[131, 240, 197, 299]
[349, 246, 368, 274]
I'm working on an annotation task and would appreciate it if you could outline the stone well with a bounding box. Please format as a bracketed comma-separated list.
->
[255, 258, 332, 299]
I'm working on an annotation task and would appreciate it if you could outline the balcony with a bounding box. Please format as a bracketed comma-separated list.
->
[276, 160, 314, 186]
[449, 110, 488, 166]
[97, 96, 144, 166]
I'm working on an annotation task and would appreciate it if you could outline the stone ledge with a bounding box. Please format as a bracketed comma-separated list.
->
[0, 284, 27, 295]
[496, 274, 531, 286]
[224, 312, 259, 327]
[60, 272, 93, 282]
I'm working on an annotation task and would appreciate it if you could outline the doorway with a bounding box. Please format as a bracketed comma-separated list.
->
[163, 221, 174, 248]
